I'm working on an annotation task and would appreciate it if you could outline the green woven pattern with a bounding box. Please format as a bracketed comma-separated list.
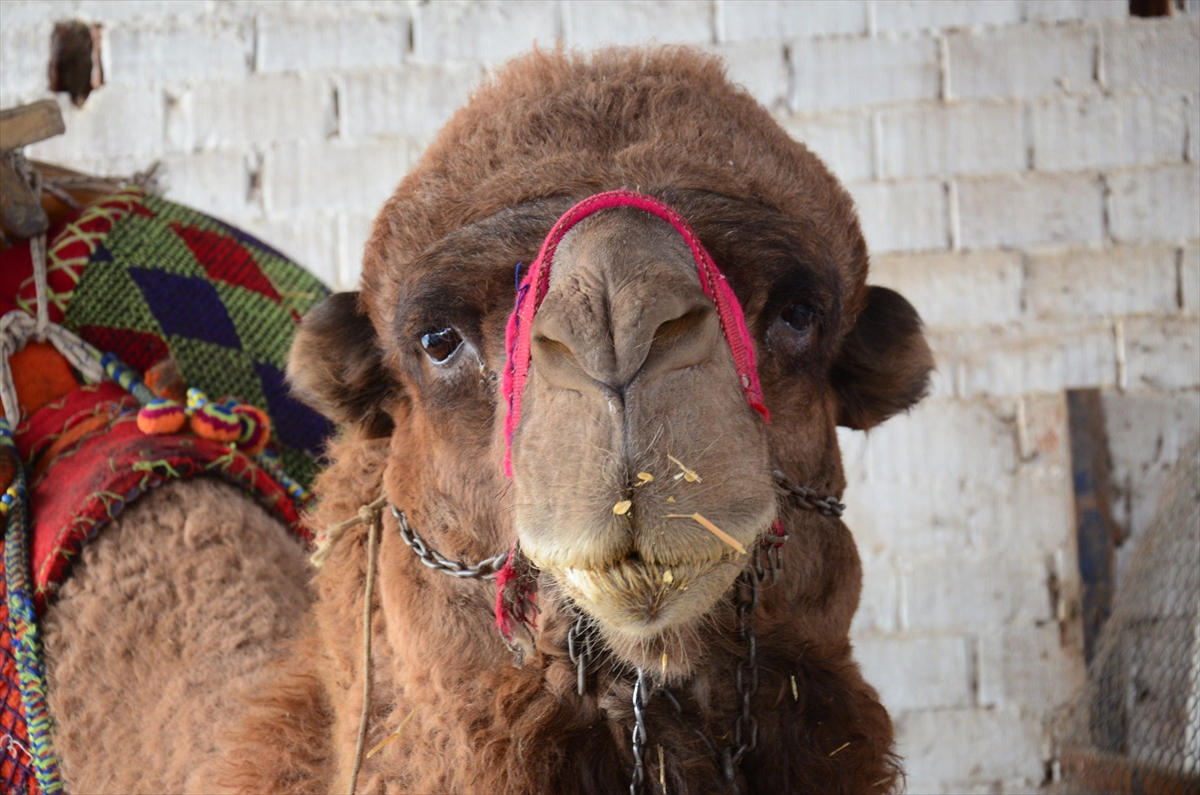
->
[61, 190, 333, 487]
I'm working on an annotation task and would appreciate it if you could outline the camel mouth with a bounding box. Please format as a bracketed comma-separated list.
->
[551, 553, 743, 638]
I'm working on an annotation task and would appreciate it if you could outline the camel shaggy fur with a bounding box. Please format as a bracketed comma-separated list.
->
[45, 47, 934, 794]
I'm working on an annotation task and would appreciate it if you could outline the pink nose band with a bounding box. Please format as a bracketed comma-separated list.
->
[501, 189, 770, 478]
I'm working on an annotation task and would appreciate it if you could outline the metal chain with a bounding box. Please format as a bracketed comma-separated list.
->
[630, 667, 649, 795]
[566, 612, 597, 697]
[773, 469, 845, 517]
[724, 556, 761, 782]
[390, 505, 509, 579]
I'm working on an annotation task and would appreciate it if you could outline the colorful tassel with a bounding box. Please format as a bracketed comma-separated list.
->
[232, 404, 272, 456]
[190, 402, 242, 443]
[137, 398, 187, 435]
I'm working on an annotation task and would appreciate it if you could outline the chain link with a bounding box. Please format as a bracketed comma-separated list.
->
[725, 556, 761, 781]
[630, 668, 649, 795]
[773, 469, 845, 517]
[566, 612, 597, 697]
[390, 505, 509, 579]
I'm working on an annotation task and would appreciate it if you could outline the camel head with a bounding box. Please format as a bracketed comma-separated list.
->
[287, 49, 934, 679]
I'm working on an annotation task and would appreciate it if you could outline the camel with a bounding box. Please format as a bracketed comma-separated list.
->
[42, 47, 934, 794]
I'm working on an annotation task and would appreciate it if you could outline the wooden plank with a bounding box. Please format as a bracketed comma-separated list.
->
[0, 159, 48, 239]
[0, 100, 66, 151]
[1066, 388, 1118, 665]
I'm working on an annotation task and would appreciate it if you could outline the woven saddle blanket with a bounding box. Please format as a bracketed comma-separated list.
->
[0, 188, 333, 794]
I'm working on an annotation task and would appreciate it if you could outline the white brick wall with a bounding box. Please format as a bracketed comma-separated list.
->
[4, 3, 1199, 792]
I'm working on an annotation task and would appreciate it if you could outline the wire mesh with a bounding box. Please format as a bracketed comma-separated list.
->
[1061, 436, 1200, 795]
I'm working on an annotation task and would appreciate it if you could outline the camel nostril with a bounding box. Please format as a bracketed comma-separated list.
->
[650, 306, 711, 352]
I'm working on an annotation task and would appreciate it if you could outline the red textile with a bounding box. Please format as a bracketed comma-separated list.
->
[15, 381, 312, 613]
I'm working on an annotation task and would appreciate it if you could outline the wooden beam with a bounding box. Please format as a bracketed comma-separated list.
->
[0, 159, 48, 239]
[0, 100, 66, 151]
[1066, 388, 1118, 664]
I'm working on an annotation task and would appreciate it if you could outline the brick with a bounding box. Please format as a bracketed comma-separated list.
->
[263, 139, 409, 214]
[0, 24, 51, 108]
[1122, 314, 1200, 391]
[947, 23, 1096, 100]
[1189, 94, 1199, 162]
[1023, 0, 1127, 21]
[0, 1, 210, 27]
[719, 0, 867, 42]
[877, 101, 1025, 179]
[1102, 17, 1200, 92]
[1025, 245, 1179, 320]
[780, 110, 874, 182]
[902, 550, 1052, 633]
[931, 321, 1118, 396]
[1184, 243, 1199, 314]
[165, 74, 336, 150]
[869, 250, 1023, 328]
[957, 173, 1104, 249]
[1108, 165, 1200, 243]
[790, 35, 939, 112]
[235, 213, 339, 289]
[72, 0, 211, 25]
[698, 41, 787, 110]
[849, 550, 900, 634]
[565, 1, 712, 49]
[1103, 390, 1200, 582]
[415, 1, 559, 64]
[1031, 93, 1188, 172]
[847, 180, 948, 254]
[160, 149, 258, 219]
[855, 636, 974, 711]
[25, 88, 163, 161]
[107, 23, 250, 84]
[338, 63, 481, 140]
[873, 0, 1023, 34]
[977, 625, 1087, 710]
[840, 395, 1073, 556]
[895, 706, 1046, 788]
[256, 11, 409, 73]
[337, 211, 377, 290]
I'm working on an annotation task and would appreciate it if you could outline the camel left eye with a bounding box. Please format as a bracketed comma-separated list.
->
[421, 328, 463, 363]
[781, 303, 815, 334]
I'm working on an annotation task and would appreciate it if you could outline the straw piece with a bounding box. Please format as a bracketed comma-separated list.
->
[366, 705, 419, 760]
[664, 513, 746, 554]
[666, 455, 701, 483]
[613, 500, 632, 515]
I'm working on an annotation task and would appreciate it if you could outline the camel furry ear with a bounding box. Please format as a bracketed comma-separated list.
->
[831, 286, 934, 431]
[288, 291, 396, 438]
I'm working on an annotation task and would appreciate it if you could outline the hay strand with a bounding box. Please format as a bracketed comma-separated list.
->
[664, 513, 746, 554]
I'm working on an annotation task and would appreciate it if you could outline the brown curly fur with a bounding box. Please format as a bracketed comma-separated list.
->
[43, 479, 312, 794]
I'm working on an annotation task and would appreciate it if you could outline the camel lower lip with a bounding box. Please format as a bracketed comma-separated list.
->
[554, 558, 728, 631]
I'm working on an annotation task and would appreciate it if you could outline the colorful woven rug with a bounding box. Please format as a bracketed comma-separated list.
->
[0, 187, 335, 794]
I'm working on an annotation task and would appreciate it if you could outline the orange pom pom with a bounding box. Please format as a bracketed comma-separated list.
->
[137, 399, 187, 435]
[190, 403, 241, 443]
[232, 404, 272, 456]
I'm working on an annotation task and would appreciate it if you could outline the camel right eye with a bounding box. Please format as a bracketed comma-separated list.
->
[421, 327, 462, 364]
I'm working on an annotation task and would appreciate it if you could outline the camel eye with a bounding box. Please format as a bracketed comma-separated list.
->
[421, 327, 462, 363]
[781, 302, 815, 334]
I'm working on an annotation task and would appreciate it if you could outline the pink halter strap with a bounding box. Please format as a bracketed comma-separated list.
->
[501, 190, 769, 477]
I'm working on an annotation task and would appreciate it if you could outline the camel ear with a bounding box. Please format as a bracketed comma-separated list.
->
[831, 286, 934, 431]
[288, 291, 396, 438]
